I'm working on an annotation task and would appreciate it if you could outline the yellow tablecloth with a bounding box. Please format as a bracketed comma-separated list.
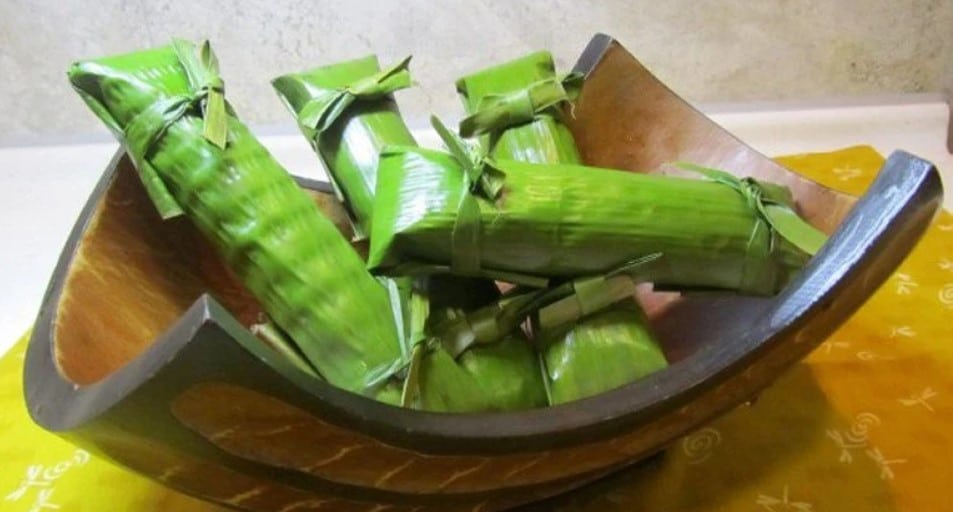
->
[2, 146, 950, 512]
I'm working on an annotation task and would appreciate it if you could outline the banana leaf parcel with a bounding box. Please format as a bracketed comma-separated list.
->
[409, 276, 546, 412]
[272, 56, 545, 411]
[455, 52, 668, 404]
[272, 55, 416, 239]
[368, 144, 819, 296]
[456, 51, 582, 163]
[536, 300, 666, 404]
[68, 39, 404, 403]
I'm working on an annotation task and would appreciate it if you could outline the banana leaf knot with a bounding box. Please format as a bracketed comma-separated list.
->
[431, 115, 505, 201]
[536, 254, 662, 331]
[437, 292, 540, 358]
[459, 72, 584, 138]
[438, 254, 663, 350]
[676, 162, 828, 256]
[118, 38, 230, 218]
[430, 115, 508, 276]
[297, 56, 412, 136]
[172, 39, 229, 149]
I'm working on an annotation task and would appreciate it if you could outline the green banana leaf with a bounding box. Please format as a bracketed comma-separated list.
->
[272, 55, 416, 238]
[384, 263, 546, 412]
[456, 53, 668, 406]
[417, 276, 547, 412]
[271, 56, 545, 412]
[368, 146, 811, 296]
[536, 300, 667, 404]
[424, 254, 660, 354]
[68, 39, 404, 402]
[456, 51, 581, 163]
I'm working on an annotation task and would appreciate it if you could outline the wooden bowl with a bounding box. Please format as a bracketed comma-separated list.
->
[24, 34, 942, 512]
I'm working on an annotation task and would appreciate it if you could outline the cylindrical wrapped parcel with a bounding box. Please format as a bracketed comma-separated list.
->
[68, 40, 402, 400]
[272, 55, 416, 238]
[368, 146, 810, 296]
[456, 51, 581, 163]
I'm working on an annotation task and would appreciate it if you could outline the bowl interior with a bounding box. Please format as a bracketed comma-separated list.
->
[52, 156, 702, 387]
[52, 158, 353, 385]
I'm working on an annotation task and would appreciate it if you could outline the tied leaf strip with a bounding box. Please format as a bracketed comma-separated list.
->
[675, 162, 828, 257]
[172, 39, 228, 149]
[297, 56, 412, 137]
[459, 72, 584, 137]
[431, 116, 506, 277]
[441, 254, 663, 354]
[536, 253, 663, 331]
[118, 39, 231, 218]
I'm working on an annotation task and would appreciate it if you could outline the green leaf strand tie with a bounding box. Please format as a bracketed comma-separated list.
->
[297, 56, 412, 136]
[676, 163, 829, 256]
[458, 72, 583, 138]
[676, 162, 829, 294]
[435, 291, 539, 358]
[435, 253, 663, 355]
[110, 39, 229, 219]
[536, 254, 663, 330]
[430, 115, 506, 277]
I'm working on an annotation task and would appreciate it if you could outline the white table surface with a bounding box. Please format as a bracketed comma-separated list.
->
[1, 97, 951, 359]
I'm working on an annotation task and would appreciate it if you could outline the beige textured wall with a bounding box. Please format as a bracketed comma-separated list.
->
[1, 0, 951, 142]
